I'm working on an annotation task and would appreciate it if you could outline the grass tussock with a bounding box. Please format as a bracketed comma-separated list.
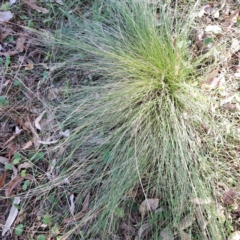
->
[36, 0, 239, 239]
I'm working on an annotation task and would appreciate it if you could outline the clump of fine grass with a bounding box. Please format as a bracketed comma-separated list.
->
[35, 0, 239, 238]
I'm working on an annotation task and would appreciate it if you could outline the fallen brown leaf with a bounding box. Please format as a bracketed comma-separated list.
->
[34, 111, 46, 131]
[0, 51, 18, 56]
[5, 176, 24, 197]
[25, 120, 40, 149]
[22, 140, 33, 150]
[22, 0, 49, 13]
[0, 171, 6, 188]
[25, 63, 34, 70]
[18, 162, 32, 172]
[139, 198, 159, 218]
[5, 174, 34, 197]
[82, 192, 90, 212]
[16, 36, 26, 52]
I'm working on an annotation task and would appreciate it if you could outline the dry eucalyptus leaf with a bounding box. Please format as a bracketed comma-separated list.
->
[139, 198, 159, 217]
[22, 0, 49, 13]
[34, 111, 46, 131]
[2, 197, 20, 236]
[0, 11, 13, 23]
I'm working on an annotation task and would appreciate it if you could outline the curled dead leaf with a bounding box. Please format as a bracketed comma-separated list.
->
[34, 111, 46, 131]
